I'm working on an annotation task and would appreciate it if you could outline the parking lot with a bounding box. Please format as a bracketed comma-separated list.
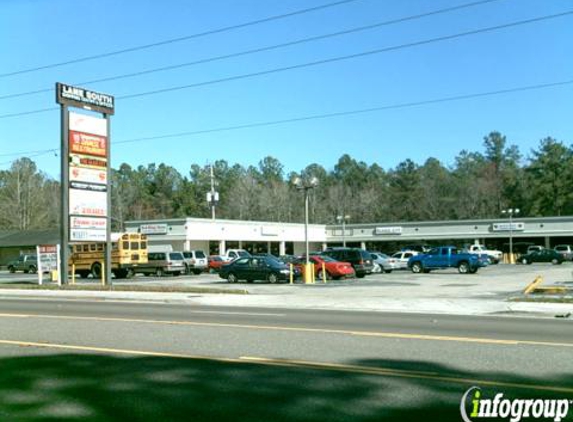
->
[2, 262, 572, 316]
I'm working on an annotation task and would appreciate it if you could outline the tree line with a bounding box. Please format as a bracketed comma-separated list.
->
[1, 131, 571, 231]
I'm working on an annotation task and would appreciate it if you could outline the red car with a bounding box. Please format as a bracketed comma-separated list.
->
[294, 255, 355, 280]
[208, 255, 227, 272]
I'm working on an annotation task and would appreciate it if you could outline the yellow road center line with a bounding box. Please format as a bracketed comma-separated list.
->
[0, 312, 571, 348]
[0, 338, 571, 394]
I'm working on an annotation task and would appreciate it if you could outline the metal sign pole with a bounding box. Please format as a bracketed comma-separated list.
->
[60, 105, 70, 285]
[105, 113, 112, 286]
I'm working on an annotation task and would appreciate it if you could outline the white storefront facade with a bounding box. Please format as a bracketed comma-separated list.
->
[125, 218, 327, 256]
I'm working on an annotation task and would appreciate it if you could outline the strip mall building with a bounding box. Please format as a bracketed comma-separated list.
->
[124, 216, 573, 256]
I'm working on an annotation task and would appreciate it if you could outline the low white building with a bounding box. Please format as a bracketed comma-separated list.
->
[125, 217, 327, 256]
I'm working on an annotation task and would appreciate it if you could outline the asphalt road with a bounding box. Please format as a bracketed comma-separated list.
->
[1, 298, 572, 421]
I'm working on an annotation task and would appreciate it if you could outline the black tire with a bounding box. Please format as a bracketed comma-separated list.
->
[23, 270, 29, 274]
[115, 269, 129, 279]
[521, 258, 528, 265]
[184, 264, 191, 275]
[469, 267, 478, 274]
[268, 273, 279, 284]
[411, 262, 423, 274]
[79, 270, 90, 279]
[423, 269, 431, 273]
[173, 271, 181, 276]
[28, 265, 37, 274]
[91, 262, 102, 279]
[458, 262, 470, 274]
[356, 273, 366, 278]
[155, 267, 164, 277]
[227, 273, 238, 283]
[317, 269, 329, 282]
[384, 269, 392, 274]
[8, 266, 15, 273]
[193, 270, 202, 275]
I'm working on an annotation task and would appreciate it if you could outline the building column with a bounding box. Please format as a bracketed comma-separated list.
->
[360, 241, 366, 250]
[279, 241, 286, 256]
[322, 242, 327, 251]
[184, 240, 191, 251]
[267, 242, 271, 253]
[238, 241, 243, 248]
[544, 236, 551, 248]
[219, 240, 226, 255]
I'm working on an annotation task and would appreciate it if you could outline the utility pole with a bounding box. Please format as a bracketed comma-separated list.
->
[207, 164, 219, 220]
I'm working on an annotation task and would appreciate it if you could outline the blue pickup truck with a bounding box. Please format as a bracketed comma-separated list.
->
[407, 246, 488, 274]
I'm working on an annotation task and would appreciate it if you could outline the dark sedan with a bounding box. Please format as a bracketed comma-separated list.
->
[219, 256, 298, 283]
[519, 248, 564, 265]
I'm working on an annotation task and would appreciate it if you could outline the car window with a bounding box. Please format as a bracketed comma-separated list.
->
[229, 252, 237, 258]
[234, 258, 249, 266]
[169, 253, 183, 260]
[391, 253, 401, 259]
[195, 251, 206, 258]
[404, 253, 413, 259]
[429, 248, 439, 255]
[238, 251, 250, 257]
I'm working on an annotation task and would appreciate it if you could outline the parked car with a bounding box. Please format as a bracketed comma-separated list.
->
[182, 250, 208, 274]
[390, 251, 419, 270]
[208, 255, 226, 272]
[135, 251, 186, 276]
[407, 246, 488, 274]
[554, 245, 573, 261]
[321, 248, 374, 278]
[465, 244, 502, 264]
[294, 255, 354, 280]
[221, 249, 251, 261]
[519, 249, 564, 265]
[369, 252, 398, 273]
[219, 256, 297, 283]
[401, 245, 431, 253]
[7, 254, 38, 274]
[527, 245, 544, 254]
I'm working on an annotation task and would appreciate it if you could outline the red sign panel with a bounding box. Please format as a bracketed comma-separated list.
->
[69, 130, 107, 157]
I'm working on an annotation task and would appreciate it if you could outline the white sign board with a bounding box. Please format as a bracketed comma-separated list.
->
[374, 226, 402, 235]
[69, 166, 107, 184]
[140, 224, 168, 235]
[36, 244, 61, 285]
[69, 188, 107, 217]
[69, 111, 107, 136]
[492, 222, 525, 232]
[70, 229, 107, 242]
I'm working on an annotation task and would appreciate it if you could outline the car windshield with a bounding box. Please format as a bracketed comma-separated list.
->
[238, 251, 250, 257]
[169, 253, 184, 260]
[195, 251, 206, 258]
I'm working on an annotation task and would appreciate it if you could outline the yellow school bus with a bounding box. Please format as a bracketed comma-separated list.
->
[70, 232, 148, 279]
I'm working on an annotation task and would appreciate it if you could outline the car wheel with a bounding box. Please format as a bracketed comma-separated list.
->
[193, 270, 202, 275]
[317, 270, 329, 281]
[28, 265, 37, 274]
[551, 258, 561, 265]
[384, 269, 392, 274]
[155, 267, 164, 277]
[91, 262, 102, 279]
[80, 271, 90, 279]
[268, 273, 279, 284]
[469, 267, 478, 274]
[356, 273, 366, 278]
[173, 271, 181, 276]
[8, 266, 15, 273]
[227, 273, 237, 283]
[458, 262, 469, 274]
[521, 258, 528, 265]
[411, 262, 422, 274]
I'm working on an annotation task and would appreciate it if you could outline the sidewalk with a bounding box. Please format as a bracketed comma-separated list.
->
[0, 285, 571, 318]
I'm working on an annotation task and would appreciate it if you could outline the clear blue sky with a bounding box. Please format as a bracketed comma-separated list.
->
[1, 0, 571, 179]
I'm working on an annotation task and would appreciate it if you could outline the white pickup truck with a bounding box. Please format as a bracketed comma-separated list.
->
[466, 244, 503, 264]
[221, 249, 251, 262]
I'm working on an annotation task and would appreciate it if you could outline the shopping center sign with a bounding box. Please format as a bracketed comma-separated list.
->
[56, 83, 114, 285]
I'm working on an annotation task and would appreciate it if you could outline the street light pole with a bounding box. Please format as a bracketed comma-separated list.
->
[501, 208, 520, 264]
[293, 176, 319, 268]
[336, 214, 350, 247]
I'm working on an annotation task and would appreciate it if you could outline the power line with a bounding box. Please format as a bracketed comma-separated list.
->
[0, 0, 360, 79]
[0, 0, 504, 101]
[3, 79, 571, 163]
[1, 9, 570, 120]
